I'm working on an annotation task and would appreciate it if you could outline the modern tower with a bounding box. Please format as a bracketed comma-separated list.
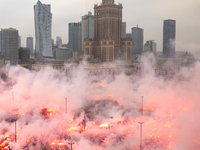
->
[68, 22, 82, 52]
[26, 37, 34, 54]
[82, 12, 94, 51]
[131, 26, 144, 55]
[163, 19, 176, 58]
[34, 0, 53, 60]
[144, 40, 157, 52]
[122, 22, 126, 38]
[0, 28, 19, 61]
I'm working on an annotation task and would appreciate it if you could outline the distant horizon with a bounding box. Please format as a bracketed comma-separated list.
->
[0, 0, 199, 52]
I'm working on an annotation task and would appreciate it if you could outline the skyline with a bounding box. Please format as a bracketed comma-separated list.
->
[0, 0, 199, 52]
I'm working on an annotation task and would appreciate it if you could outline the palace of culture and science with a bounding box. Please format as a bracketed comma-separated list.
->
[83, 0, 132, 62]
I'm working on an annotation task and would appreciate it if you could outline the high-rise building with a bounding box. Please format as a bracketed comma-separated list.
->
[56, 37, 62, 47]
[68, 22, 82, 52]
[144, 40, 157, 52]
[163, 19, 176, 58]
[34, 0, 53, 60]
[131, 26, 143, 55]
[84, 0, 132, 62]
[122, 22, 126, 38]
[82, 12, 94, 51]
[94, 0, 122, 60]
[26, 37, 33, 54]
[18, 36, 21, 48]
[0, 28, 19, 61]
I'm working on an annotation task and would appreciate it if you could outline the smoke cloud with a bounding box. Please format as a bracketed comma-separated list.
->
[0, 54, 200, 150]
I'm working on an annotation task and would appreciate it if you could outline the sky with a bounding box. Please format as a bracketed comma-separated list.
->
[0, 0, 199, 52]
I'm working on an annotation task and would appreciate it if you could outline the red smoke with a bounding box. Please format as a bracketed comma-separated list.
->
[0, 58, 200, 150]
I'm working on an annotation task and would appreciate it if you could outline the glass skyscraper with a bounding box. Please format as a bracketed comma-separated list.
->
[34, 0, 53, 60]
[26, 37, 33, 54]
[163, 19, 176, 58]
[131, 26, 144, 55]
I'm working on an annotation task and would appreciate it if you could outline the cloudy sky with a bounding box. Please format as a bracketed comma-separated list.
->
[0, 0, 199, 51]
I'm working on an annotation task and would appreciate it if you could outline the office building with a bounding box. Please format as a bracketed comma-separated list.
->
[19, 47, 30, 63]
[0, 28, 19, 62]
[131, 26, 143, 55]
[55, 47, 72, 60]
[68, 22, 82, 52]
[144, 40, 157, 52]
[34, 0, 53, 60]
[84, 0, 132, 62]
[26, 37, 33, 54]
[82, 12, 94, 51]
[56, 37, 62, 47]
[163, 19, 176, 58]
[122, 22, 126, 38]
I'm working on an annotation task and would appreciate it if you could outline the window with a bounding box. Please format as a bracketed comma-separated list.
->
[102, 47, 106, 61]
[102, 41, 106, 45]
[109, 47, 113, 61]
[109, 41, 113, 45]
[85, 48, 89, 55]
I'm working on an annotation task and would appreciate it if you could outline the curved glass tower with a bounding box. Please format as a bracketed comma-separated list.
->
[34, 0, 53, 60]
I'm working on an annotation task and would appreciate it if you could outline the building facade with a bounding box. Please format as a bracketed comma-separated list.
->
[163, 19, 176, 58]
[26, 37, 33, 54]
[19, 47, 30, 64]
[0, 28, 19, 61]
[34, 0, 53, 60]
[56, 37, 62, 47]
[55, 47, 72, 60]
[84, 0, 132, 62]
[121, 38, 132, 60]
[144, 40, 157, 52]
[131, 26, 143, 55]
[68, 22, 82, 53]
[82, 12, 94, 51]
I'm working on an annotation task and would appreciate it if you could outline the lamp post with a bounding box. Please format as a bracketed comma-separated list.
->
[139, 96, 144, 150]
[138, 122, 144, 150]
[140, 96, 144, 116]
[83, 111, 86, 129]
[68, 142, 75, 150]
[15, 119, 17, 142]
